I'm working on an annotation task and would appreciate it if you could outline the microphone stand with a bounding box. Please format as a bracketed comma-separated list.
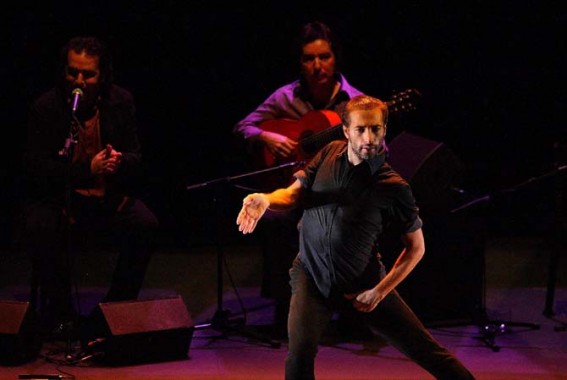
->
[57, 111, 81, 360]
[186, 161, 304, 348]
[445, 166, 567, 351]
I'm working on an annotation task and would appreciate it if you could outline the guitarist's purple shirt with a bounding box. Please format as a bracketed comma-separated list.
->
[293, 140, 422, 298]
[233, 73, 363, 140]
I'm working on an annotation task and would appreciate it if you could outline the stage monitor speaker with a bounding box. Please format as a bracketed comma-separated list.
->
[0, 301, 41, 365]
[387, 131, 466, 215]
[84, 296, 194, 365]
[383, 132, 483, 324]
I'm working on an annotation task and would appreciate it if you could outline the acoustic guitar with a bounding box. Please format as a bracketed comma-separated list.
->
[256, 88, 421, 188]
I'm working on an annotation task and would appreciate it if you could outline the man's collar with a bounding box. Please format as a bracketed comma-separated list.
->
[339, 141, 387, 175]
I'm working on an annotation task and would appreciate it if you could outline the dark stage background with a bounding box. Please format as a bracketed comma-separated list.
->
[1, 1, 564, 249]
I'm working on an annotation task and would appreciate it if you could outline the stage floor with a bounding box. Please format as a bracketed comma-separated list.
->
[1, 236, 566, 379]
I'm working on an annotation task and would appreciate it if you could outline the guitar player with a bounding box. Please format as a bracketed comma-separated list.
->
[233, 21, 365, 339]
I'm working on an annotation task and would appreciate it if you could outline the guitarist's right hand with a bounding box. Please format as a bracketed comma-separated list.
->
[259, 131, 298, 158]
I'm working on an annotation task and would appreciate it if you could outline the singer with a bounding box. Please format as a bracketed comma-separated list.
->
[21, 36, 159, 342]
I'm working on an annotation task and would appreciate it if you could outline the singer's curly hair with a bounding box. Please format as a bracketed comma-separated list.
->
[59, 36, 114, 96]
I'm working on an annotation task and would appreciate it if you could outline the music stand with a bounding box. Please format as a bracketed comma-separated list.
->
[186, 161, 304, 348]
[544, 143, 567, 326]
[446, 167, 567, 351]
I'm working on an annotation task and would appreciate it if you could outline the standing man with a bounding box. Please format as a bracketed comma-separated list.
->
[237, 95, 475, 379]
[233, 21, 363, 336]
[22, 36, 159, 336]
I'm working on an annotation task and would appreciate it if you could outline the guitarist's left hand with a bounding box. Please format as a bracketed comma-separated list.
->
[259, 130, 298, 158]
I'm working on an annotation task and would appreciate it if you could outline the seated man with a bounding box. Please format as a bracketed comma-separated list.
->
[21, 35, 159, 337]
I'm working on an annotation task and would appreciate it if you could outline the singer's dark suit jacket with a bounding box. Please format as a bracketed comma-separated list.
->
[23, 84, 144, 203]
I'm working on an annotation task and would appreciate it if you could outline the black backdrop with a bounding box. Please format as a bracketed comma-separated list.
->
[1, 1, 564, 248]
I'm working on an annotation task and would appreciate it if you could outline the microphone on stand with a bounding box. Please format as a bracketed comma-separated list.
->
[71, 88, 83, 114]
[58, 88, 83, 157]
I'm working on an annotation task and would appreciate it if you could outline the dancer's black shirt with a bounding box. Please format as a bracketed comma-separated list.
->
[294, 140, 422, 297]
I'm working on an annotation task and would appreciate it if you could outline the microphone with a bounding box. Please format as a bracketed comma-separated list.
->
[71, 88, 83, 114]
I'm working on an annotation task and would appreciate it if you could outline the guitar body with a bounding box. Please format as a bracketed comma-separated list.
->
[260, 110, 342, 168]
[250, 110, 342, 189]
